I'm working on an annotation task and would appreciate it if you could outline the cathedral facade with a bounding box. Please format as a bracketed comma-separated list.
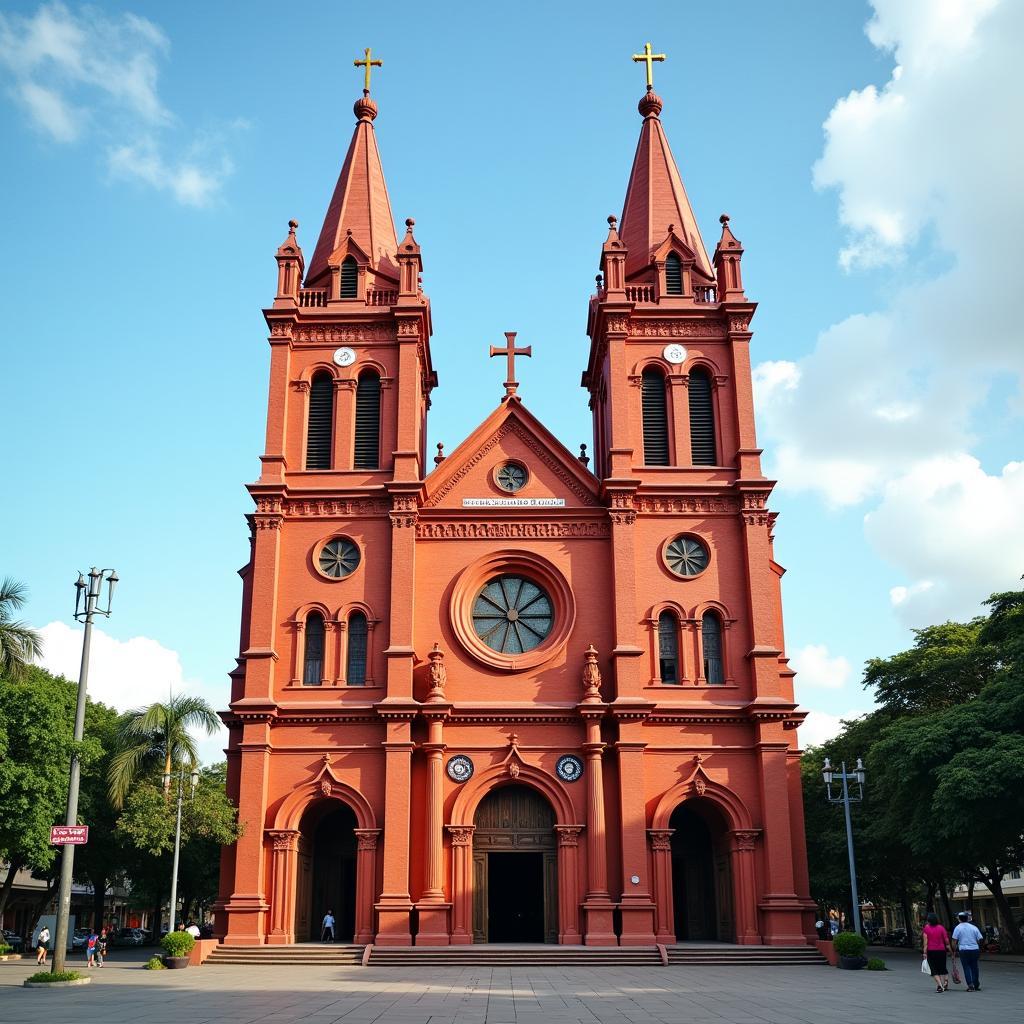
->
[217, 62, 816, 948]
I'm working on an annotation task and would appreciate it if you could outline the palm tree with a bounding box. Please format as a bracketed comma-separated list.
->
[108, 693, 221, 807]
[0, 577, 43, 680]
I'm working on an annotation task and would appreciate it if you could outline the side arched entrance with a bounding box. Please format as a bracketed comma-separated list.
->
[472, 785, 558, 944]
[296, 802, 357, 941]
[669, 801, 733, 941]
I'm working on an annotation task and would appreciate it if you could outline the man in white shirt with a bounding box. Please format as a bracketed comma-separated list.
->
[321, 910, 335, 943]
[952, 911, 984, 991]
[185, 922, 201, 939]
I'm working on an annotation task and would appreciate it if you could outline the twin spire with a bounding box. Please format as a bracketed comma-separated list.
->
[303, 42, 719, 298]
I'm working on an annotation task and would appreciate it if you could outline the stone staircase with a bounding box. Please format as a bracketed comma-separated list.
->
[666, 944, 828, 966]
[366, 944, 663, 967]
[204, 943, 364, 966]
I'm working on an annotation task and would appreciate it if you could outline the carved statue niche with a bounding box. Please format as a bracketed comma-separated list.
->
[581, 644, 602, 703]
[425, 642, 447, 703]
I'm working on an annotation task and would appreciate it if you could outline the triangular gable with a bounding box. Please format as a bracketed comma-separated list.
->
[423, 400, 600, 509]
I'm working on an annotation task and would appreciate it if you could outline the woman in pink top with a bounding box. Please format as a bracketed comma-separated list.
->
[922, 912, 952, 991]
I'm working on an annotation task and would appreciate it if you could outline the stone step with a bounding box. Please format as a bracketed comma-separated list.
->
[205, 944, 364, 966]
[367, 946, 662, 966]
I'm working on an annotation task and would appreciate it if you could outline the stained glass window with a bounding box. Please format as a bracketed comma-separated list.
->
[472, 575, 553, 654]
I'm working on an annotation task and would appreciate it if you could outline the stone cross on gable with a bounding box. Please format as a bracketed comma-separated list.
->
[489, 332, 532, 398]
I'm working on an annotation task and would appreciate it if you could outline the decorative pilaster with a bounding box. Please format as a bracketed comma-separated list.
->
[580, 706, 615, 945]
[417, 689, 452, 945]
[446, 825, 475, 945]
[266, 830, 300, 944]
[352, 829, 381, 943]
[648, 829, 675, 943]
[730, 829, 762, 945]
[555, 825, 584, 943]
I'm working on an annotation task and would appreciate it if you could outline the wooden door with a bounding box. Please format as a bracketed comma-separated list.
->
[472, 852, 487, 943]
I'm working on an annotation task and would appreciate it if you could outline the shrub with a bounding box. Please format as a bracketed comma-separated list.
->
[833, 931, 868, 957]
[25, 970, 85, 982]
[866, 957, 887, 971]
[0, 942, 12, 954]
[143, 955, 166, 970]
[160, 931, 195, 957]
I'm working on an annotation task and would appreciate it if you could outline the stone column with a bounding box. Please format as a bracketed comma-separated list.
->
[616, 732, 657, 945]
[417, 707, 452, 944]
[352, 829, 381, 944]
[730, 829, 762, 945]
[555, 826, 584, 943]
[446, 826, 475, 945]
[266, 830, 300, 944]
[648, 829, 675, 943]
[580, 709, 616, 945]
[374, 710, 415, 945]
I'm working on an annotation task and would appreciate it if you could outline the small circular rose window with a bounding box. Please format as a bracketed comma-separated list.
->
[472, 575, 552, 654]
[318, 537, 361, 578]
[665, 535, 709, 577]
[495, 462, 528, 492]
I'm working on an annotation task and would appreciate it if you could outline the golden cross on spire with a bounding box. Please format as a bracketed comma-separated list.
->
[354, 47, 383, 93]
[632, 41, 666, 89]
[489, 332, 532, 398]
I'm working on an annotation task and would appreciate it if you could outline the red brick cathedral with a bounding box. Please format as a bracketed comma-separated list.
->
[218, 52, 815, 949]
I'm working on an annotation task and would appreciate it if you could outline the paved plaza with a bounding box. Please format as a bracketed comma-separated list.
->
[1, 950, 1021, 1024]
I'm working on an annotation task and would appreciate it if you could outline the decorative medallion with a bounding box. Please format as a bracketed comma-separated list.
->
[662, 342, 687, 365]
[446, 755, 474, 784]
[472, 575, 553, 654]
[556, 754, 584, 783]
[664, 535, 710, 577]
[495, 461, 528, 493]
[317, 537, 361, 579]
[333, 346, 356, 367]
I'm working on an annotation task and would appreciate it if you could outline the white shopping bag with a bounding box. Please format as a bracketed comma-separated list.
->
[921, 958, 931, 975]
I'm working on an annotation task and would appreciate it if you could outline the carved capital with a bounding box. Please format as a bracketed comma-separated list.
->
[647, 828, 674, 852]
[353, 828, 381, 851]
[254, 515, 283, 531]
[732, 829, 760, 852]
[290, 379, 311, 393]
[268, 829, 300, 853]
[446, 825, 476, 847]
[555, 824, 584, 848]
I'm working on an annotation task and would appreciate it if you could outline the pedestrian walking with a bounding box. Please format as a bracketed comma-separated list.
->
[97, 927, 108, 967]
[321, 909, 335, 943]
[35, 925, 50, 965]
[952, 911, 984, 991]
[86, 929, 98, 968]
[922, 912, 953, 992]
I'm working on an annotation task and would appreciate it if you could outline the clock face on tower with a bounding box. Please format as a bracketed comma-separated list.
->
[662, 343, 687, 365]
[333, 346, 356, 367]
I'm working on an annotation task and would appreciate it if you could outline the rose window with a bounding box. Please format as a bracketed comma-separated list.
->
[665, 535, 709, 577]
[472, 575, 553, 654]
[318, 538, 361, 578]
[496, 462, 528, 493]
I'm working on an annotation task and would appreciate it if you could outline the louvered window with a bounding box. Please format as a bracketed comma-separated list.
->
[665, 252, 683, 295]
[658, 611, 680, 684]
[641, 369, 670, 466]
[340, 256, 358, 299]
[354, 371, 381, 469]
[303, 612, 325, 685]
[305, 372, 333, 470]
[702, 612, 724, 684]
[347, 611, 368, 685]
[688, 368, 717, 465]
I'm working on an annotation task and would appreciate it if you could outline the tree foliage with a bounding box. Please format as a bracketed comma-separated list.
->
[0, 578, 44, 681]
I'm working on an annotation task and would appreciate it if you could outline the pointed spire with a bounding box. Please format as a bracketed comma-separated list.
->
[713, 213, 746, 301]
[274, 219, 304, 300]
[618, 90, 712, 280]
[305, 89, 399, 288]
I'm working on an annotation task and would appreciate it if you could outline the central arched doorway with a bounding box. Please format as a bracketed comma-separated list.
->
[296, 801, 357, 942]
[670, 800, 734, 942]
[472, 785, 557, 943]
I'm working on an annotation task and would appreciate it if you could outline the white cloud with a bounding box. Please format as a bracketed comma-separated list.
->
[798, 709, 866, 749]
[755, 0, 1024, 623]
[36, 621, 227, 764]
[0, 3, 235, 205]
[791, 644, 853, 690]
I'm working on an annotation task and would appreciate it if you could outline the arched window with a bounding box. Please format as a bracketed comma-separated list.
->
[665, 251, 683, 295]
[346, 611, 368, 685]
[306, 371, 334, 470]
[702, 612, 724, 684]
[303, 612, 325, 685]
[641, 368, 669, 466]
[353, 371, 381, 469]
[688, 367, 717, 465]
[658, 611, 680, 684]
[340, 255, 358, 299]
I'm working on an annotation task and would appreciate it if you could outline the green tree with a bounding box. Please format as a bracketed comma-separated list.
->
[0, 577, 43, 680]
[0, 666, 83, 921]
[107, 693, 221, 807]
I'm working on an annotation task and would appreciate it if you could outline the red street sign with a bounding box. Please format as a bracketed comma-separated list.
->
[50, 825, 89, 845]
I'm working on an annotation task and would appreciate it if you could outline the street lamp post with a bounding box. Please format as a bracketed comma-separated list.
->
[822, 756, 866, 937]
[52, 567, 118, 973]
[163, 767, 199, 934]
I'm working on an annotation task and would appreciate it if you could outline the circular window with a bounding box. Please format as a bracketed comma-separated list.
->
[473, 575, 553, 653]
[317, 537, 361, 579]
[495, 461, 528, 493]
[446, 755, 474, 783]
[664, 535, 709, 577]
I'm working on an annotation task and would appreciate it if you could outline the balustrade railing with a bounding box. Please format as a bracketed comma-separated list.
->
[367, 289, 398, 306]
[694, 285, 717, 303]
[297, 289, 328, 307]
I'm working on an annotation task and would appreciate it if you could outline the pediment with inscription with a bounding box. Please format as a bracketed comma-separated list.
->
[423, 401, 600, 510]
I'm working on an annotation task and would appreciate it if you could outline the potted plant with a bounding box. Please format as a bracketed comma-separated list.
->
[833, 931, 868, 969]
[161, 930, 195, 969]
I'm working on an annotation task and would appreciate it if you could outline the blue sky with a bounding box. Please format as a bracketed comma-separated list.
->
[2, 1, 1021, 757]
